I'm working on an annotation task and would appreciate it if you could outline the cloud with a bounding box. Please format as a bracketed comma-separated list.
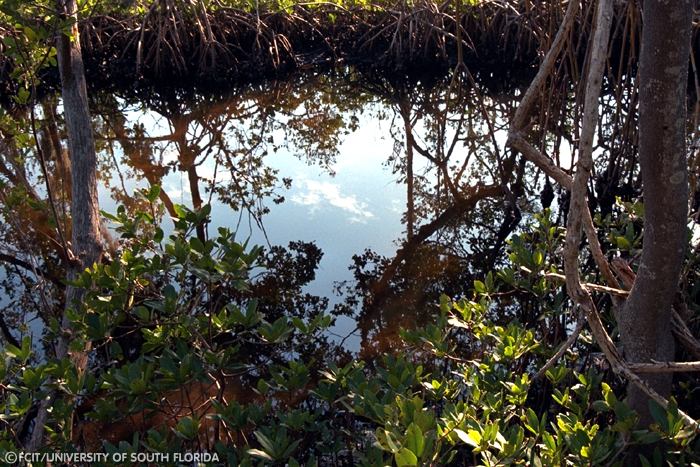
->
[291, 179, 374, 223]
[390, 199, 403, 214]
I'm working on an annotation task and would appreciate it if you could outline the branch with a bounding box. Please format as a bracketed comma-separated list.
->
[534, 311, 586, 381]
[0, 252, 63, 286]
[563, 0, 611, 297]
[0, 313, 21, 348]
[581, 207, 621, 294]
[628, 361, 700, 374]
[506, 133, 573, 189]
[672, 311, 700, 359]
[519, 267, 628, 297]
[367, 184, 503, 313]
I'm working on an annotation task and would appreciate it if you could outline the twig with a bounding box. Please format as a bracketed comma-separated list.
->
[534, 310, 586, 380]
[672, 311, 700, 359]
[507, 132, 573, 189]
[628, 361, 700, 374]
[519, 266, 628, 297]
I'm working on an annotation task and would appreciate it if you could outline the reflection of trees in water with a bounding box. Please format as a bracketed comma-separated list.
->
[339, 74, 648, 360]
[0, 95, 75, 350]
[0, 74, 370, 362]
[0, 69, 674, 364]
[93, 75, 369, 234]
[336, 78, 524, 358]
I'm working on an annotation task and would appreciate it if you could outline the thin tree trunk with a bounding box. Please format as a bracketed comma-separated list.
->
[28, 0, 102, 450]
[174, 117, 206, 241]
[399, 99, 415, 240]
[618, 0, 693, 426]
[187, 165, 207, 241]
[58, 0, 103, 348]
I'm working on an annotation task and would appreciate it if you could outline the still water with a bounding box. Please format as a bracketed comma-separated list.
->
[99, 94, 410, 350]
[88, 74, 541, 356]
[8, 72, 593, 357]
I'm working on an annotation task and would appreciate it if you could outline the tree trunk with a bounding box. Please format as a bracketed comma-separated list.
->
[618, 0, 693, 426]
[399, 99, 415, 240]
[58, 0, 103, 348]
[27, 0, 102, 450]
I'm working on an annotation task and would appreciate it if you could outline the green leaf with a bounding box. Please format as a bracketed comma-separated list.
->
[580, 445, 590, 459]
[592, 400, 610, 412]
[23, 26, 37, 41]
[648, 400, 668, 431]
[455, 428, 481, 448]
[533, 250, 544, 266]
[394, 447, 418, 466]
[542, 432, 556, 452]
[524, 408, 540, 435]
[5, 336, 31, 361]
[615, 236, 631, 250]
[383, 429, 400, 453]
[404, 422, 424, 458]
[146, 184, 161, 202]
[281, 439, 302, 459]
[153, 227, 164, 243]
[254, 431, 276, 454]
[247, 449, 274, 461]
[129, 379, 147, 395]
[173, 204, 187, 219]
[173, 417, 198, 440]
[190, 237, 205, 253]
[22, 368, 41, 390]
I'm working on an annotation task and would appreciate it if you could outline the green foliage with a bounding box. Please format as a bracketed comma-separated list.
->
[1, 203, 699, 464]
[604, 197, 644, 254]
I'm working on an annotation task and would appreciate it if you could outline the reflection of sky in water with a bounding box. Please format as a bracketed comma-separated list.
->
[99, 107, 407, 350]
[12, 93, 584, 352]
[94, 95, 578, 352]
[290, 179, 376, 224]
[218, 115, 405, 349]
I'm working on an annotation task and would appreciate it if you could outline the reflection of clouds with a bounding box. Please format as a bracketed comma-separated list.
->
[163, 177, 190, 201]
[390, 199, 403, 214]
[198, 162, 232, 182]
[291, 179, 374, 223]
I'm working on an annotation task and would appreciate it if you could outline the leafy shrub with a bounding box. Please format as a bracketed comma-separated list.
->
[1, 202, 699, 465]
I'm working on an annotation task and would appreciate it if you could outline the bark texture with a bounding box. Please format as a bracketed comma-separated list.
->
[58, 0, 103, 275]
[618, 0, 693, 426]
[27, 0, 102, 450]
[57, 0, 103, 363]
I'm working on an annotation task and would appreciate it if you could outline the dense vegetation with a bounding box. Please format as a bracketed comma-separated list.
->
[1, 0, 700, 465]
[3, 200, 700, 464]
